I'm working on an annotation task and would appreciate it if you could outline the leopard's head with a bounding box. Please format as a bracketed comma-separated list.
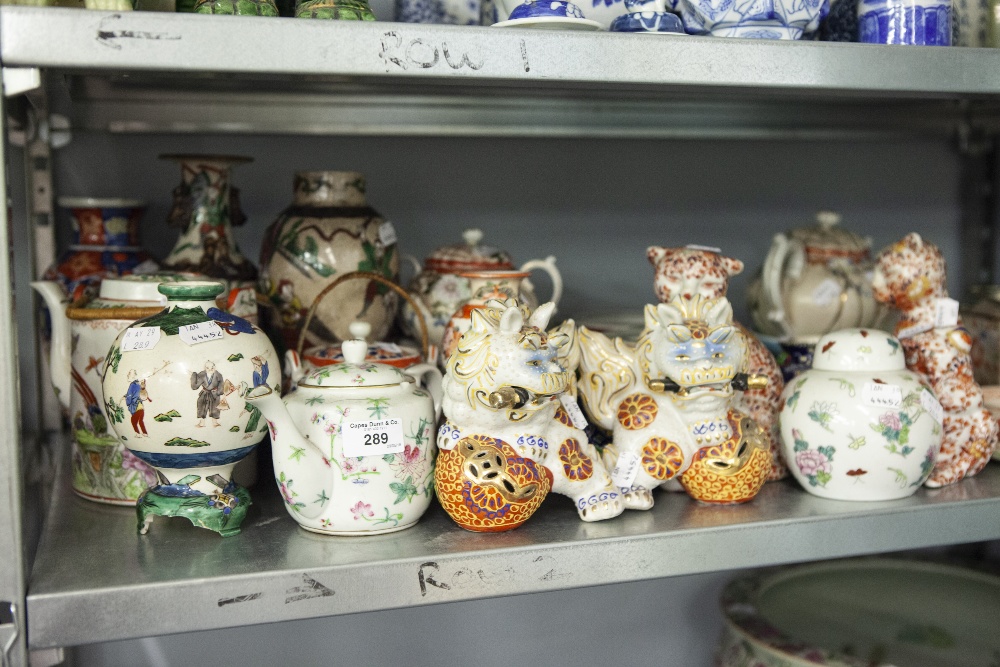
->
[872, 233, 947, 311]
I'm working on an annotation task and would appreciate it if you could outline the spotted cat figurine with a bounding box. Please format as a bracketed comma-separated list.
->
[873, 233, 997, 487]
[647, 245, 787, 480]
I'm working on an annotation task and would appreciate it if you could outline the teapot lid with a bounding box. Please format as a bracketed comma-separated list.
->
[811, 328, 906, 372]
[425, 229, 515, 273]
[90, 273, 197, 308]
[303, 321, 422, 369]
[789, 211, 871, 257]
[299, 335, 410, 388]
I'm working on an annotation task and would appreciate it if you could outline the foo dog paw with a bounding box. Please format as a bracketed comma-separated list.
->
[576, 491, 624, 522]
[623, 487, 654, 510]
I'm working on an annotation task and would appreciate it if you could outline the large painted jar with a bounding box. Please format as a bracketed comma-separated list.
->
[779, 328, 942, 501]
[102, 281, 280, 536]
[748, 211, 882, 344]
[401, 228, 562, 348]
[160, 154, 259, 323]
[246, 338, 442, 535]
[44, 197, 156, 301]
[258, 171, 400, 353]
[31, 274, 183, 504]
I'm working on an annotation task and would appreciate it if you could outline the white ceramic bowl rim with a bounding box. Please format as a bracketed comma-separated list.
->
[58, 197, 145, 209]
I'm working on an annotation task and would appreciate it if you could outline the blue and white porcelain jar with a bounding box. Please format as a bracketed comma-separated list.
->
[857, 0, 950, 43]
[669, 0, 829, 38]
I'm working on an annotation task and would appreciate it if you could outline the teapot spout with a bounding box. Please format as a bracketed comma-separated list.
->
[246, 385, 328, 519]
[30, 281, 71, 410]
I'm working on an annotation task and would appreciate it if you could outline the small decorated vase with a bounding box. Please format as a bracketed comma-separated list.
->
[436, 299, 623, 532]
[259, 171, 399, 353]
[401, 229, 563, 348]
[872, 233, 998, 487]
[858, 0, 950, 44]
[194, 0, 279, 14]
[160, 155, 259, 324]
[44, 197, 156, 301]
[779, 328, 942, 501]
[246, 338, 442, 535]
[102, 282, 279, 536]
[294, 0, 375, 17]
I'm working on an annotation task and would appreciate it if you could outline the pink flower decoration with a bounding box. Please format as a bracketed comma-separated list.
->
[280, 482, 294, 505]
[880, 412, 902, 430]
[350, 500, 374, 520]
[796, 449, 831, 476]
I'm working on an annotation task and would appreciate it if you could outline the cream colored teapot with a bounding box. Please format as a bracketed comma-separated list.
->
[748, 211, 882, 343]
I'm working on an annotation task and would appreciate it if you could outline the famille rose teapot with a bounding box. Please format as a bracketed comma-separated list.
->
[247, 335, 443, 535]
[400, 229, 563, 347]
[748, 211, 882, 343]
[101, 281, 280, 537]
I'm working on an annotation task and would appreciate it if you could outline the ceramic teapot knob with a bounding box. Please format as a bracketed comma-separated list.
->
[342, 339, 368, 365]
[462, 228, 484, 247]
[816, 210, 841, 229]
[348, 320, 372, 342]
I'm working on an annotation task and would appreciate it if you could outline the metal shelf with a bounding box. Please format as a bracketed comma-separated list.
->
[4, 6, 1000, 136]
[25, 435, 1000, 649]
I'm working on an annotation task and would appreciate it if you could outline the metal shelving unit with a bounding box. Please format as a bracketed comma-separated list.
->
[3, 7, 1000, 663]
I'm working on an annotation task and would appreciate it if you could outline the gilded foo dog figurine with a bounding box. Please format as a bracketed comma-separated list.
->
[872, 233, 998, 487]
[647, 245, 787, 480]
[434, 299, 624, 532]
[577, 295, 772, 507]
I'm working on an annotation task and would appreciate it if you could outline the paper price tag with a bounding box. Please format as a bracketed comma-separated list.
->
[611, 451, 641, 489]
[378, 221, 398, 246]
[342, 418, 405, 457]
[685, 244, 722, 253]
[934, 297, 960, 328]
[921, 389, 944, 424]
[863, 382, 902, 409]
[131, 259, 160, 275]
[179, 321, 224, 346]
[811, 278, 843, 307]
[559, 395, 589, 430]
[121, 326, 161, 352]
[897, 322, 932, 339]
[378, 342, 402, 355]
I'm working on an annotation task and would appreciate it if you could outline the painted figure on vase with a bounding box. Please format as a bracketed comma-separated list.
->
[434, 298, 624, 531]
[124, 369, 150, 437]
[192, 360, 225, 428]
[872, 233, 998, 487]
[647, 245, 786, 480]
[577, 295, 772, 506]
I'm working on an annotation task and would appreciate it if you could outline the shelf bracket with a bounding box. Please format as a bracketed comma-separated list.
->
[1, 68, 40, 100]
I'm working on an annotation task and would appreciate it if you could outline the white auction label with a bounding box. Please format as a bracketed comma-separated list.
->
[921, 388, 944, 424]
[178, 321, 225, 346]
[121, 326, 161, 352]
[611, 451, 641, 489]
[811, 278, 843, 307]
[559, 394, 589, 430]
[897, 322, 932, 339]
[342, 418, 406, 457]
[378, 221, 398, 246]
[863, 382, 903, 409]
[377, 342, 402, 355]
[685, 244, 722, 253]
[934, 297, 960, 328]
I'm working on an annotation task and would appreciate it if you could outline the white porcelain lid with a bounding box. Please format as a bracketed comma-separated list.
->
[96, 273, 200, 304]
[299, 339, 409, 388]
[811, 328, 905, 372]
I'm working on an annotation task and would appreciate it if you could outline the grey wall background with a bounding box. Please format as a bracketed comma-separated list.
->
[12, 130, 978, 666]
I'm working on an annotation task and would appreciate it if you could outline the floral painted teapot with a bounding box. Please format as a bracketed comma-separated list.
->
[247, 337, 443, 535]
[400, 229, 563, 347]
[748, 211, 882, 343]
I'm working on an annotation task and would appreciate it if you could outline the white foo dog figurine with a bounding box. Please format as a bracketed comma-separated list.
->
[434, 299, 624, 532]
[577, 295, 772, 507]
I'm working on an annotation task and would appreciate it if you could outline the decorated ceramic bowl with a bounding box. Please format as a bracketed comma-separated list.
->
[778, 328, 942, 500]
[669, 0, 828, 37]
[718, 559, 1000, 667]
[610, 10, 685, 31]
[508, 0, 586, 18]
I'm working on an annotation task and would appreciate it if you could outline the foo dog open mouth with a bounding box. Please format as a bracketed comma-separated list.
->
[646, 372, 767, 398]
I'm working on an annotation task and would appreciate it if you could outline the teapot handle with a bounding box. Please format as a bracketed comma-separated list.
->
[296, 271, 430, 363]
[405, 363, 443, 420]
[761, 234, 798, 339]
[519, 256, 563, 306]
